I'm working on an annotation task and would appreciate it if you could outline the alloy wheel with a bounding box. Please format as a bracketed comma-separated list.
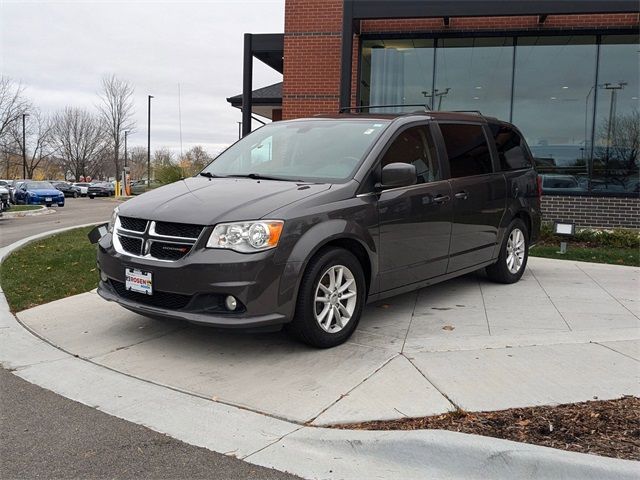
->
[314, 264, 357, 333]
[506, 228, 526, 274]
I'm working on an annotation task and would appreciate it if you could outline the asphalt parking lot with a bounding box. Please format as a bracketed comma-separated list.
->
[0, 197, 118, 247]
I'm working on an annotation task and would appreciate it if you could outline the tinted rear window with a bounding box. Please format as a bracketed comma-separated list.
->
[490, 124, 532, 171]
[439, 123, 493, 178]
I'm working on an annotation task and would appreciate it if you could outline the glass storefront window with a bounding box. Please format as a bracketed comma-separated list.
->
[361, 39, 434, 112]
[593, 35, 640, 194]
[358, 34, 639, 196]
[512, 36, 597, 194]
[434, 37, 513, 118]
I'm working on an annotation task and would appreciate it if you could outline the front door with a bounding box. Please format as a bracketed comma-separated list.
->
[377, 124, 453, 292]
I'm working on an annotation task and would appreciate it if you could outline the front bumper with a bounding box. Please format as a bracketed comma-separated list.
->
[96, 233, 300, 328]
[27, 197, 64, 205]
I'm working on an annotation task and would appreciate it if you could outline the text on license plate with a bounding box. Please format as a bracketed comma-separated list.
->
[45, 197, 52, 202]
[125, 268, 153, 295]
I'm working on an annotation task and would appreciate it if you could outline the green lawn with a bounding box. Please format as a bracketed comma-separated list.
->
[0, 226, 99, 312]
[530, 245, 639, 267]
[7, 205, 43, 212]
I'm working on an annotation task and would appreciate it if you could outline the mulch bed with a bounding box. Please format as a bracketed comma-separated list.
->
[335, 397, 640, 460]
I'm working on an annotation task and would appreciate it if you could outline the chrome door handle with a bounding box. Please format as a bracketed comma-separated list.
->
[433, 195, 450, 204]
[455, 191, 469, 200]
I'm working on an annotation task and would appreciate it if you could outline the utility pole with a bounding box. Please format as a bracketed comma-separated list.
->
[22, 113, 29, 179]
[147, 95, 154, 184]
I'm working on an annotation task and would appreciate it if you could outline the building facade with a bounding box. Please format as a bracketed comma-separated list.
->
[239, 0, 639, 229]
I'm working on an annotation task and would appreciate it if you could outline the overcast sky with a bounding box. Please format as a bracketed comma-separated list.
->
[1, 0, 284, 156]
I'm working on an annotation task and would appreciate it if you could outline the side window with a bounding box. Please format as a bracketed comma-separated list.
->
[439, 123, 493, 178]
[381, 125, 440, 183]
[490, 124, 532, 171]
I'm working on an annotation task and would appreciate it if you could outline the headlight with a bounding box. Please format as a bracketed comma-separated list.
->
[206, 220, 284, 253]
[108, 207, 119, 233]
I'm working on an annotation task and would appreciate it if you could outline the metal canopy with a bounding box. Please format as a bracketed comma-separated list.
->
[340, 0, 639, 109]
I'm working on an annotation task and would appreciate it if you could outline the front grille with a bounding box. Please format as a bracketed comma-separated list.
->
[150, 241, 192, 261]
[110, 280, 191, 310]
[120, 217, 148, 232]
[118, 235, 143, 255]
[154, 221, 204, 239]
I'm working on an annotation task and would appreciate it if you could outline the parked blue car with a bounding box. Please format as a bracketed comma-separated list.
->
[14, 181, 65, 207]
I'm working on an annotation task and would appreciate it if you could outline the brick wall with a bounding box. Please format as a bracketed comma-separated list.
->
[283, 0, 343, 119]
[360, 13, 639, 33]
[541, 196, 640, 229]
[282, 0, 638, 120]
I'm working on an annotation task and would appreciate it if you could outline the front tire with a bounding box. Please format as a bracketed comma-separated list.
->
[288, 247, 366, 348]
[486, 218, 529, 284]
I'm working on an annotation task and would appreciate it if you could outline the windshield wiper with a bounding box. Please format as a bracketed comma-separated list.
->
[226, 173, 294, 182]
[199, 172, 219, 178]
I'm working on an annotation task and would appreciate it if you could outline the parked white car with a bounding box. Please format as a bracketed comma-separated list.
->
[72, 182, 92, 197]
[0, 184, 10, 213]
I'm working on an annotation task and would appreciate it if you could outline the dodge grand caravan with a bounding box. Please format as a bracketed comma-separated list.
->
[95, 112, 541, 348]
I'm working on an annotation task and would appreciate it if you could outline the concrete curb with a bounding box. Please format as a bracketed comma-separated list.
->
[1, 205, 53, 218]
[1, 226, 637, 480]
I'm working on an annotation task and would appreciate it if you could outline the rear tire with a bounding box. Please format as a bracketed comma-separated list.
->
[486, 218, 529, 284]
[288, 247, 366, 348]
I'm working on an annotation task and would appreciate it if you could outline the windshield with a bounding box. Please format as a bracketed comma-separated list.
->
[201, 119, 390, 182]
[26, 181, 54, 190]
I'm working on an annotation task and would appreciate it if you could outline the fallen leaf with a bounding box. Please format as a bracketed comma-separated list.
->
[442, 325, 455, 331]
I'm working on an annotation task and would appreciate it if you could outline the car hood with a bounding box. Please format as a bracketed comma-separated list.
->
[118, 177, 331, 225]
[29, 189, 62, 196]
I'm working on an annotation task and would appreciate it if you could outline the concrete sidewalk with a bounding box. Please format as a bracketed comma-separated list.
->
[14, 258, 640, 425]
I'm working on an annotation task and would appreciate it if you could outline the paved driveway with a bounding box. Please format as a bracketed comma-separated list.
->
[16, 257, 640, 425]
[0, 197, 117, 247]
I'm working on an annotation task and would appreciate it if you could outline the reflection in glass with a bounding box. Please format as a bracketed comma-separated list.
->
[593, 35, 640, 194]
[435, 37, 513, 118]
[513, 36, 597, 194]
[361, 39, 434, 112]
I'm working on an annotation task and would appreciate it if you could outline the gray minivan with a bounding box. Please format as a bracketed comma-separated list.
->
[95, 111, 541, 348]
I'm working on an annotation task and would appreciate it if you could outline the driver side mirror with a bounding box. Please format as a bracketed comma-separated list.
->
[379, 163, 417, 189]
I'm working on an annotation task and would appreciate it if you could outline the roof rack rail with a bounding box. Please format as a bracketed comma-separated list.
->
[339, 103, 432, 113]
[450, 110, 484, 116]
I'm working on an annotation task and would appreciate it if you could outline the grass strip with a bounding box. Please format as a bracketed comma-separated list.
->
[6, 205, 44, 212]
[530, 245, 639, 267]
[0, 226, 98, 312]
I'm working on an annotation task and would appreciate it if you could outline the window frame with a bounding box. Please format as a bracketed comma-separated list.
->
[359, 120, 448, 193]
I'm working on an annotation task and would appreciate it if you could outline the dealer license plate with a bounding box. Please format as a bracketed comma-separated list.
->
[125, 268, 153, 295]
[45, 197, 52, 202]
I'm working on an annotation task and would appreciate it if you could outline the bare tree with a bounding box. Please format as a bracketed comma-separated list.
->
[0, 76, 30, 143]
[9, 109, 54, 178]
[128, 146, 148, 180]
[51, 107, 106, 181]
[98, 75, 135, 179]
[179, 145, 212, 176]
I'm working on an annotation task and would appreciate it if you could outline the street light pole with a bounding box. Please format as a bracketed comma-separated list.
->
[147, 95, 154, 184]
[22, 113, 29, 179]
[124, 130, 128, 168]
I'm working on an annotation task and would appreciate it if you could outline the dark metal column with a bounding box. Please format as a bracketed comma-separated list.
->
[242, 33, 253, 137]
[339, 0, 354, 111]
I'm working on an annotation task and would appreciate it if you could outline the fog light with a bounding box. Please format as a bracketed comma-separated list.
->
[225, 295, 237, 311]
[100, 270, 108, 282]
